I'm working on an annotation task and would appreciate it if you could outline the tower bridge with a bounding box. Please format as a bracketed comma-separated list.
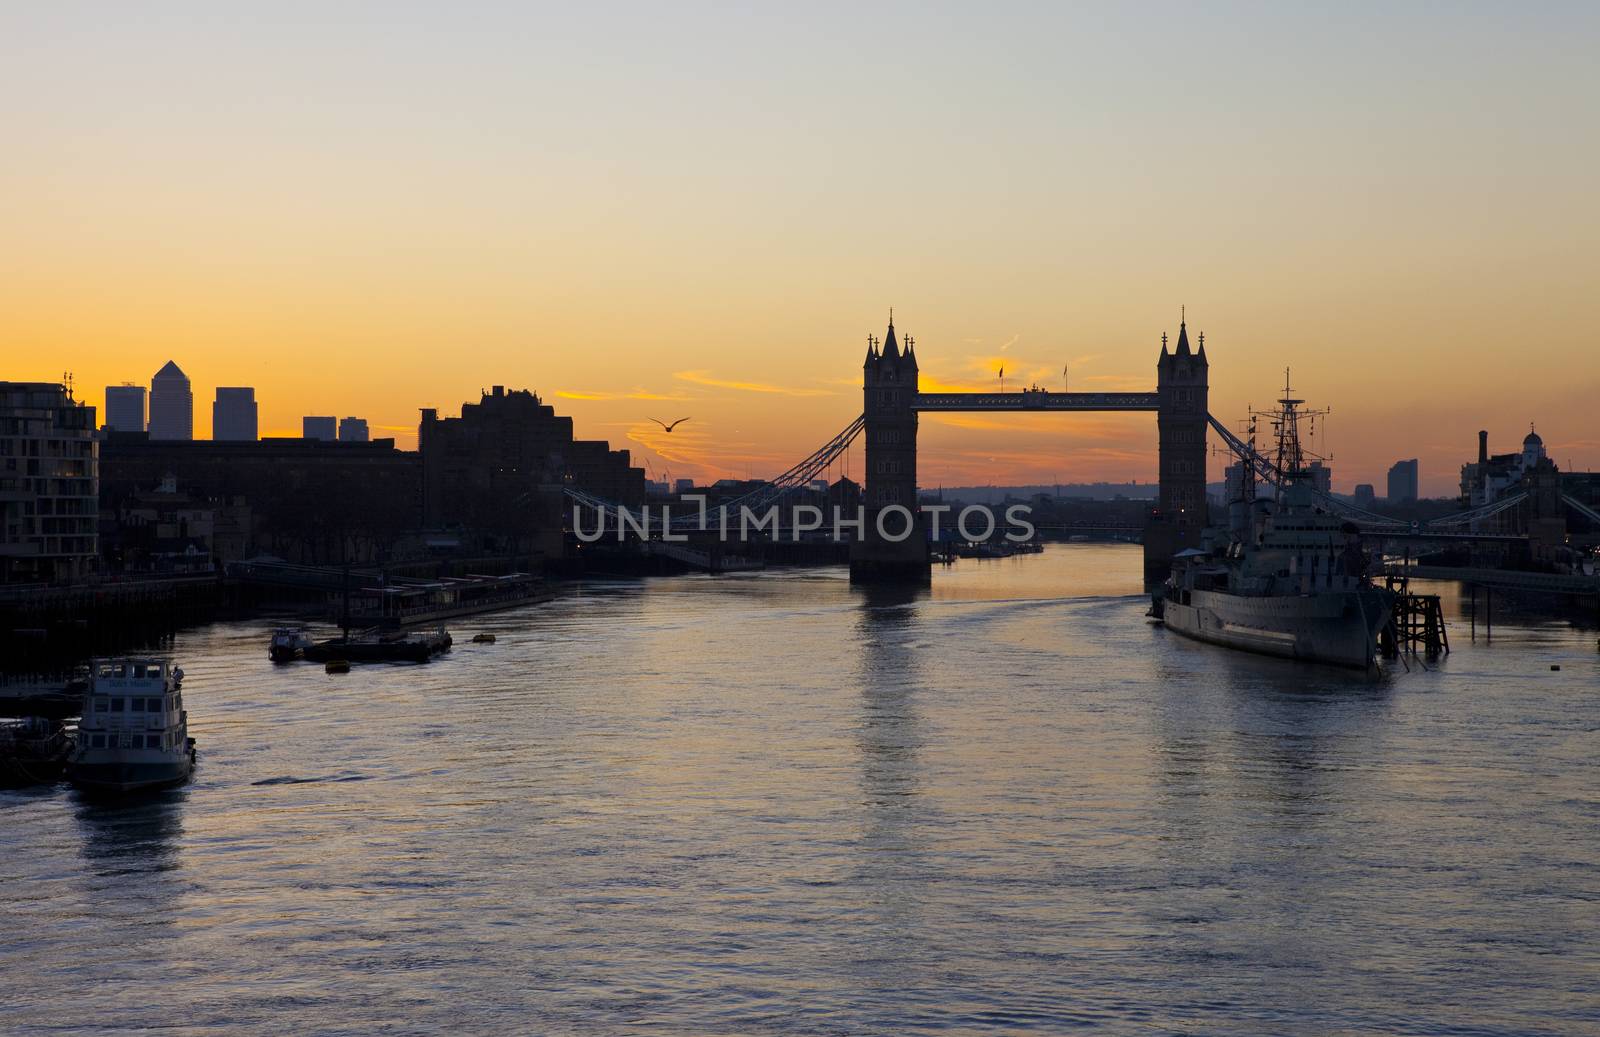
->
[565, 314, 1577, 579]
[851, 316, 1208, 583]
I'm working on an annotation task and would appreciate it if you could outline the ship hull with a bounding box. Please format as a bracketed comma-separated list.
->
[68, 747, 194, 795]
[1162, 587, 1390, 670]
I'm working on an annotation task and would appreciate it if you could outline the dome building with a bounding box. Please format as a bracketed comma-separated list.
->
[1461, 424, 1551, 507]
[1521, 427, 1546, 470]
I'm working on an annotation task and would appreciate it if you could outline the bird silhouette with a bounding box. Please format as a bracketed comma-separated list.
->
[649, 417, 691, 432]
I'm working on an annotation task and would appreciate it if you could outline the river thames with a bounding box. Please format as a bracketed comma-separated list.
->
[3, 544, 1597, 1035]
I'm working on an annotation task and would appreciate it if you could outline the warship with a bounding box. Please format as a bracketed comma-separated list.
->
[1155, 375, 1393, 669]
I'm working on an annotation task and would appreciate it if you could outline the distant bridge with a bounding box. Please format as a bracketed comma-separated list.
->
[564, 318, 1597, 578]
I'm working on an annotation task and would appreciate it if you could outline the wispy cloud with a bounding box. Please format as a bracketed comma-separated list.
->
[556, 388, 691, 401]
[673, 370, 834, 397]
[924, 413, 1148, 439]
[916, 373, 995, 393]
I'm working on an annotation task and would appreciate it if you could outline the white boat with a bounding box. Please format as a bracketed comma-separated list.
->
[68, 657, 195, 794]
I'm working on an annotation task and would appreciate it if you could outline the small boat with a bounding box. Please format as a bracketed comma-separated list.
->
[303, 627, 452, 665]
[68, 657, 195, 795]
[0, 717, 72, 787]
[471, 633, 495, 644]
[324, 659, 351, 674]
[269, 626, 314, 662]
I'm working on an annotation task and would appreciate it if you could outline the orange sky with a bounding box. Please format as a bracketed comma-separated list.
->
[5, 5, 1598, 496]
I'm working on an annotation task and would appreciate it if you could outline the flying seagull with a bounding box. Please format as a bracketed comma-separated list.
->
[650, 417, 691, 432]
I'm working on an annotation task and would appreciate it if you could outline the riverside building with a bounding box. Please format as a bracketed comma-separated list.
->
[0, 381, 98, 584]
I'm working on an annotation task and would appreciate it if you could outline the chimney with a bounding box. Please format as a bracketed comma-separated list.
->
[1478, 430, 1488, 464]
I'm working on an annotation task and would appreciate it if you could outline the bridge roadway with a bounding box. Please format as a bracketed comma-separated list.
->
[1372, 531, 1527, 544]
[1385, 564, 1600, 598]
[913, 390, 1160, 411]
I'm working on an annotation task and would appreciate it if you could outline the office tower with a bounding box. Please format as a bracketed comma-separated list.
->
[303, 415, 337, 441]
[338, 417, 369, 443]
[212, 387, 258, 441]
[1386, 458, 1419, 504]
[104, 383, 147, 432]
[148, 361, 193, 441]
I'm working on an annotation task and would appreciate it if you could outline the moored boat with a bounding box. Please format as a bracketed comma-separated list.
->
[0, 717, 72, 787]
[1157, 376, 1395, 670]
[302, 627, 452, 664]
[67, 657, 195, 795]
[269, 626, 314, 662]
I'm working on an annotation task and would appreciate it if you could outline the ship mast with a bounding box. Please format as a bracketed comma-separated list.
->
[1249, 367, 1332, 487]
[1274, 368, 1305, 478]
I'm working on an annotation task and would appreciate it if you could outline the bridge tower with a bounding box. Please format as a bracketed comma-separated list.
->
[1523, 454, 1566, 562]
[1144, 319, 1210, 582]
[850, 316, 929, 582]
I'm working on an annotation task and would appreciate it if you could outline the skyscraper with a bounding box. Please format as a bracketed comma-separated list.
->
[338, 417, 369, 443]
[212, 387, 258, 441]
[1387, 458, 1419, 504]
[148, 361, 193, 441]
[104, 383, 147, 432]
[303, 415, 337, 441]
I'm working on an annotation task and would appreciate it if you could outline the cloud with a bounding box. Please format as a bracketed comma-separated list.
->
[556, 388, 691, 401]
[923, 413, 1150, 440]
[673, 370, 834, 396]
[916, 373, 994, 393]
[925, 414, 1027, 432]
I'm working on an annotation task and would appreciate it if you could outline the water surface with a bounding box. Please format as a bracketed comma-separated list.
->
[3, 545, 1597, 1034]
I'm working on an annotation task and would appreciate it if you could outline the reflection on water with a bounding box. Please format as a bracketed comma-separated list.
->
[2, 545, 1597, 1035]
[75, 791, 188, 873]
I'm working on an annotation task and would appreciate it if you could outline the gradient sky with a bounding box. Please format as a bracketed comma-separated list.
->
[5, 3, 1597, 495]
